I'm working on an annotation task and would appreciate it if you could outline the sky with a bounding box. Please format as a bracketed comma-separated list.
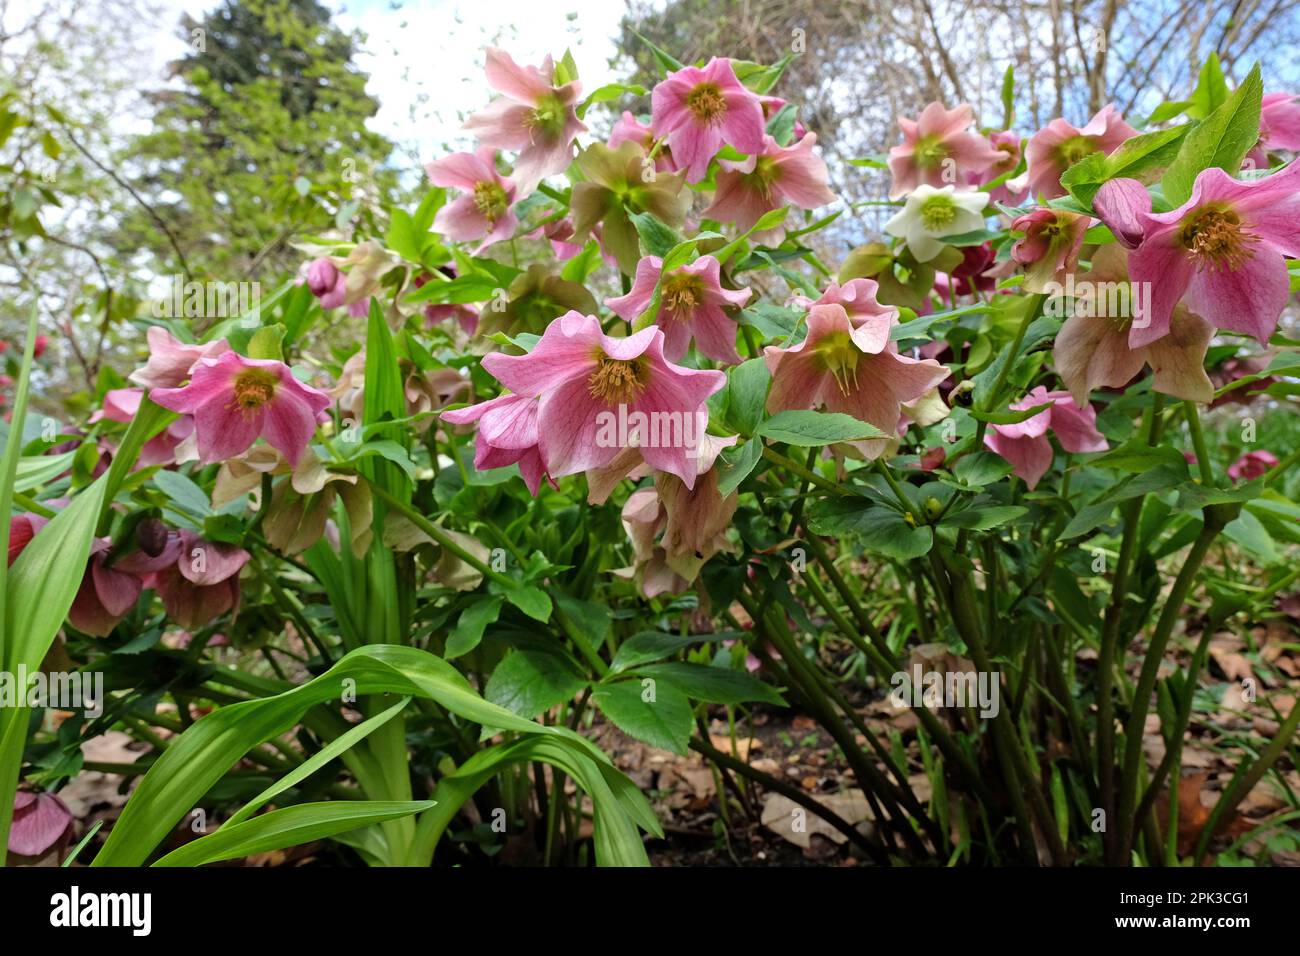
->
[139, 0, 630, 163]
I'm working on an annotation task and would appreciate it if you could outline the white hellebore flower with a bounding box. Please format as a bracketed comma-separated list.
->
[884, 185, 988, 262]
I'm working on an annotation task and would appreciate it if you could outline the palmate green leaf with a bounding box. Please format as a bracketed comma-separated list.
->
[592, 678, 693, 755]
[411, 735, 660, 866]
[1162, 63, 1263, 206]
[93, 645, 656, 866]
[807, 497, 934, 560]
[485, 647, 587, 719]
[154, 800, 436, 867]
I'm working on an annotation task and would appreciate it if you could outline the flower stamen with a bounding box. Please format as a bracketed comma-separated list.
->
[686, 83, 728, 126]
[231, 369, 278, 413]
[588, 356, 647, 404]
[1180, 206, 1255, 272]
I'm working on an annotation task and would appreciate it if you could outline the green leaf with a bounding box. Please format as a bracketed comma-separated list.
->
[226, 697, 410, 827]
[485, 648, 587, 719]
[247, 323, 285, 361]
[938, 505, 1027, 531]
[504, 584, 552, 622]
[732, 53, 794, 95]
[724, 359, 770, 436]
[1001, 64, 1015, 129]
[1162, 63, 1263, 206]
[1188, 52, 1229, 120]
[445, 595, 503, 659]
[952, 451, 1014, 488]
[592, 679, 693, 755]
[715, 439, 761, 496]
[386, 208, 431, 265]
[630, 211, 682, 258]
[153, 469, 213, 517]
[14, 450, 75, 491]
[609, 630, 737, 674]
[1223, 510, 1277, 563]
[1090, 441, 1191, 474]
[757, 410, 884, 446]
[93, 645, 653, 866]
[631, 31, 683, 74]
[1061, 125, 1187, 206]
[155, 800, 435, 867]
[634, 662, 784, 705]
[578, 83, 647, 119]
[806, 498, 934, 560]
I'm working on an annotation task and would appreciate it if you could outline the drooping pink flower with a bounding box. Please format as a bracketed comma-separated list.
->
[984, 387, 1108, 488]
[151, 351, 331, 467]
[650, 57, 765, 182]
[1053, 245, 1214, 405]
[764, 294, 949, 458]
[888, 102, 1001, 199]
[1025, 104, 1137, 200]
[8, 513, 48, 565]
[129, 326, 230, 390]
[440, 393, 551, 496]
[1097, 162, 1300, 347]
[608, 111, 678, 172]
[303, 258, 347, 309]
[1248, 93, 1300, 167]
[1227, 449, 1279, 481]
[1011, 207, 1090, 292]
[704, 133, 837, 231]
[425, 147, 519, 251]
[91, 387, 196, 466]
[463, 48, 586, 193]
[8, 791, 73, 859]
[68, 539, 143, 637]
[121, 529, 249, 630]
[605, 255, 751, 364]
[478, 311, 726, 487]
[1092, 177, 1151, 248]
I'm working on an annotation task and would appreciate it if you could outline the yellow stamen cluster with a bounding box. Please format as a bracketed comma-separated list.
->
[661, 275, 701, 317]
[1180, 206, 1255, 272]
[473, 180, 509, 225]
[588, 356, 646, 404]
[232, 369, 278, 412]
[686, 83, 727, 125]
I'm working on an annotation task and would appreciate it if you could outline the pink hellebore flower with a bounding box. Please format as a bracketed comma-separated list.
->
[69, 539, 143, 637]
[8, 791, 73, 859]
[605, 255, 752, 364]
[608, 111, 677, 172]
[129, 326, 229, 390]
[1095, 162, 1300, 348]
[1053, 245, 1214, 405]
[984, 387, 1108, 489]
[424, 147, 519, 251]
[463, 48, 586, 193]
[704, 133, 837, 232]
[1025, 104, 1137, 200]
[151, 351, 331, 467]
[303, 258, 347, 310]
[478, 311, 726, 488]
[1010, 207, 1090, 293]
[120, 529, 250, 630]
[764, 288, 949, 457]
[92, 387, 195, 466]
[972, 130, 1026, 204]
[888, 102, 1001, 199]
[650, 57, 765, 183]
[8, 512, 47, 565]
[440, 393, 552, 496]
[1248, 93, 1300, 166]
[1227, 449, 1279, 481]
